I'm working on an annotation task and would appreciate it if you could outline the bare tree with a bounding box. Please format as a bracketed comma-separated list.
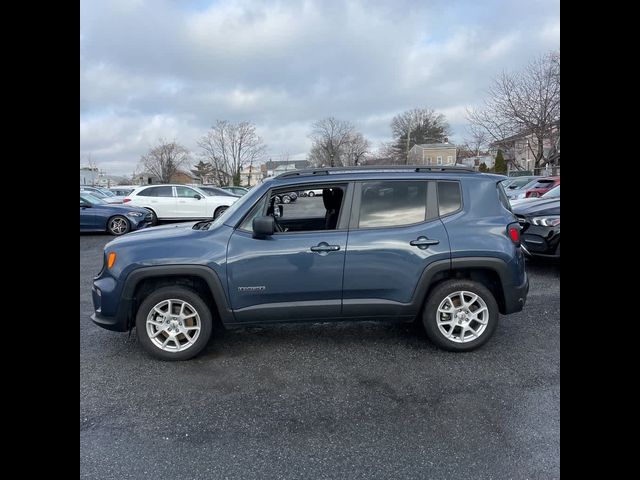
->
[467, 51, 560, 170]
[139, 139, 191, 183]
[343, 132, 370, 166]
[308, 117, 356, 167]
[390, 108, 451, 163]
[198, 120, 266, 186]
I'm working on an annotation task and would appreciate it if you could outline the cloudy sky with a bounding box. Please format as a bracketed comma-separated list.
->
[80, 0, 559, 175]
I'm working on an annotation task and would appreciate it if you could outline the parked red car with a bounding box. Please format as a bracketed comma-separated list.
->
[517, 176, 560, 199]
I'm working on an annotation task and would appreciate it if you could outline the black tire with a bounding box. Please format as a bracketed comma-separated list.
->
[213, 206, 228, 219]
[308, 191, 315, 197]
[145, 208, 158, 226]
[107, 215, 130, 236]
[135, 286, 213, 361]
[422, 279, 499, 352]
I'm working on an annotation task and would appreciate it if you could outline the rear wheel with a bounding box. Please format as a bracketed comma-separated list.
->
[213, 206, 228, 219]
[308, 191, 315, 197]
[107, 215, 130, 236]
[145, 208, 158, 226]
[135, 286, 213, 361]
[422, 279, 499, 351]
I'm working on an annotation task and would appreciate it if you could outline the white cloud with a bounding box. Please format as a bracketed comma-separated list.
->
[80, 0, 560, 174]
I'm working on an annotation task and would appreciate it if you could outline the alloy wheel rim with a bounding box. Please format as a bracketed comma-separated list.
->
[110, 218, 127, 234]
[146, 299, 201, 352]
[436, 291, 489, 343]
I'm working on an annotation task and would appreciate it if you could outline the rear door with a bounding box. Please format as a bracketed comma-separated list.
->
[342, 180, 450, 317]
[136, 186, 176, 219]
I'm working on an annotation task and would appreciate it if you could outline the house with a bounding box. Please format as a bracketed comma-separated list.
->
[407, 142, 457, 166]
[134, 172, 161, 185]
[240, 165, 263, 187]
[263, 160, 310, 178]
[489, 121, 560, 172]
[459, 155, 495, 170]
[80, 167, 99, 185]
[169, 170, 200, 185]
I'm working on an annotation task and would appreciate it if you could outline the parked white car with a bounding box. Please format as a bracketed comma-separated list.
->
[123, 184, 238, 222]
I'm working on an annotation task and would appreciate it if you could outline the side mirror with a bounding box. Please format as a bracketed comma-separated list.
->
[80, 201, 91, 208]
[252, 216, 275, 238]
[194, 194, 202, 200]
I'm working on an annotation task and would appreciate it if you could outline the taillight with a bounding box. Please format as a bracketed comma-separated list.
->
[508, 224, 520, 245]
[123, 198, 131, 203]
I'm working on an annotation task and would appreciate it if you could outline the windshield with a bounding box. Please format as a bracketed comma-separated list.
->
[81, 193, 107, 205]
[541, 185, 560, 198]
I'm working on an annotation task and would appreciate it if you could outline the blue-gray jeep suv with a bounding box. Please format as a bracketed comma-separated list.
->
[91, 166, 528, 360]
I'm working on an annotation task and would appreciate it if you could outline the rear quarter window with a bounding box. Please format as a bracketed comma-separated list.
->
[438, 181, 462, 216]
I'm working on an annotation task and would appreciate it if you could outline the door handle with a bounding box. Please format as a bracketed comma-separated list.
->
[310, 242, 341, 253]
[410, 237, 440, 249]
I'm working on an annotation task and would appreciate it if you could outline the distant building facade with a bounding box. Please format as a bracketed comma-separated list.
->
[408, 143, 457, 166]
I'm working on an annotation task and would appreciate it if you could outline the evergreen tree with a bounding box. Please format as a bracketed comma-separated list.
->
[494, 150, 507, 174]
[479, 162, 488, 172]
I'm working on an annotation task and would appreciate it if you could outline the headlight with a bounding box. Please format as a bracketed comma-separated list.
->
[531, 216, 560, 226]
[126, 212, 143, 217]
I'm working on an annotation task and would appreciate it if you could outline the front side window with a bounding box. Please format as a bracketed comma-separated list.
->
[358, 181, 427, 228]
[271, 185, 346, 232]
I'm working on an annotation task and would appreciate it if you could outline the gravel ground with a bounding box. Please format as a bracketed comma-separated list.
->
[80, 233, 559, 480]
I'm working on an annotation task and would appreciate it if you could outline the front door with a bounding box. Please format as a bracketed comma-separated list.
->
[174, 186, 207, 218]
[226, 183, 351, 323]
[342, 180, 450, 317]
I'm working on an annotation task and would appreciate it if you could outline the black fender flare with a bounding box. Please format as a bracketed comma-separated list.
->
[121, 265, 235, 324]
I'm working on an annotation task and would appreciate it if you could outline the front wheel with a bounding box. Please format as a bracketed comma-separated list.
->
[135, 287, 213, 361]
[422, 279, 499, 351]
[107, 215, 130, 236]
[308, 191, 315, 197]
[145, 208, 158, 226]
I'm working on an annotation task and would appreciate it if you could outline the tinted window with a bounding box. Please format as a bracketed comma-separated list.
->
[530, 179, 555, 188]
[138, 186, 174, 197]
[438, 181, 462, 215]
[175, 186, 198, 198]
[358, 181, 427, 228]
[542, 185, 560, 198]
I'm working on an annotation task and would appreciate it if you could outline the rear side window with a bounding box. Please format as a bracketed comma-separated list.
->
[138, 186, 173, 197]
[438, 181, 462, 215]
[358, 181, 428, 228]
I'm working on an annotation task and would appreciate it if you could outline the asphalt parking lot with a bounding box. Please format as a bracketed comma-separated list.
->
[80, 233, 559, 480]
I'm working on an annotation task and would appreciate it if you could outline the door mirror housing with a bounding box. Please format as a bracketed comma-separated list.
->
[253, 216, 275, 238]
[193, 194, 202, 200]
[80, 201, 91, 208]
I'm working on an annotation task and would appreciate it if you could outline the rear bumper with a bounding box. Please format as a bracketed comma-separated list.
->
[502, 272, 529, 314]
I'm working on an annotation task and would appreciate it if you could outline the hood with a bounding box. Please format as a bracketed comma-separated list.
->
[106, 221, 199, 247]
[512, 198, 560, 216]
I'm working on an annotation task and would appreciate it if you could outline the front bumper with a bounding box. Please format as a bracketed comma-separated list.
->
[91, 283, 132, 332]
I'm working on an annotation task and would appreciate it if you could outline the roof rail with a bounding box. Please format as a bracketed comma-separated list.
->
[276, 165, 477, 178]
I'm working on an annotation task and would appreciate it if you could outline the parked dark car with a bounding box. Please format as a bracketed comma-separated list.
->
[91, 166, 528, 360]
[502, 175, 540, 190]
[80, 193, 153, 236]
[510, 176, 560, 200]
[511, 194, 560, 258]
[220, 186, 250, 196]
[198, 185, 241, 198]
